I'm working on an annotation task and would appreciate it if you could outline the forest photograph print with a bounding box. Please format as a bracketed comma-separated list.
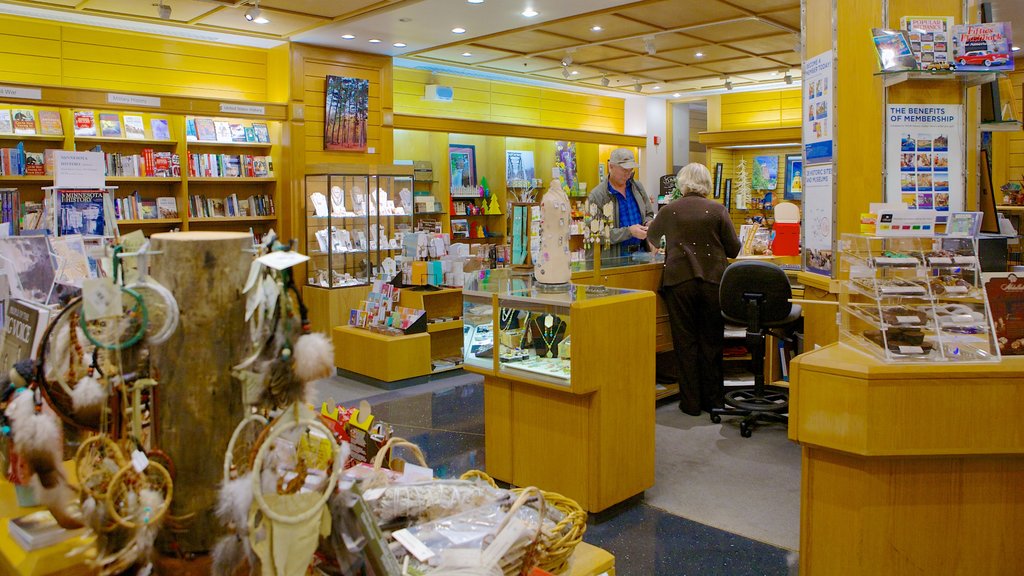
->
[324, 75, 369, 152]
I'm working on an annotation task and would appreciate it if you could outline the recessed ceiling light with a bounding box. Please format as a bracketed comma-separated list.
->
[468, 0, 484, 3]
[673, 93, 681, 97]
[591, 25, 603, 32]
[341, 34, 355, 40]
[393, 42, 406, 47]
[462, 52, 473, 57]
[368, 38, 381, 43]
[522, 8, 538, 17]
[652, 85, 660, 90]
[452, 27, 466, 34]
[253, 16, 269, 24]
[695, 51, 704, 57]
[571, 70, 579, 75]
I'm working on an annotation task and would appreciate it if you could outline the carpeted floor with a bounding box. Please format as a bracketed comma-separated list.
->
[646, 401, 801, 551]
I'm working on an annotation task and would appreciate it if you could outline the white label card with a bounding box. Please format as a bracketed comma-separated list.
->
[131, 449, 150, 473]
[943, 285, 969, 294]
[896, 315, 921, 324]
[0, 85, 42, 100]
[108, 93, 161, 107]
[257, 250, 310, 270]
[392, 529, 435, 562]
[54, 150, 106, 188]
[82, 277, 122, 320]
[220, 103, 266, 115]
[898, 345, 925, 354]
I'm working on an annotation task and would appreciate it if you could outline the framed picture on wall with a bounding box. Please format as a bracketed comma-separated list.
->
[714, 163, 724, 199]
[449, 144, 477, 193]
[324, 75, 369, 152]
[784, 154, 803, 200]
[753, 155, 779, 190]
[724, 179, 733, 212]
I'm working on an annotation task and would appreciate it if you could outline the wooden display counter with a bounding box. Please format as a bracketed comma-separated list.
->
[468, 287, 655, 513]
[789, 344, 1024, 574]
[333, 325, 432, 381]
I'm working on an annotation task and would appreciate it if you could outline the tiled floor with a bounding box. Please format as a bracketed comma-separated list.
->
[317, 371, 794, 576]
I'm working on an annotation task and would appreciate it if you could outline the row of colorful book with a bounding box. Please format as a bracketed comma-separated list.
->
[113, 193, 178, 221]
[73, 111, 171, 140]
[103, 150, 181, 178]
[873, 19, 1014, 72]
[188, 193, 274, 218]
[0, 109, 62, 136]
[0, 146, 55, 176]
[186, 118, 271, 143]
[186, 153, 274, 178]
[0, 189, 18, 234]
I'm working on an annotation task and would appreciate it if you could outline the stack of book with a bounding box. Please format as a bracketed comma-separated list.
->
[8, 510, 85, 551]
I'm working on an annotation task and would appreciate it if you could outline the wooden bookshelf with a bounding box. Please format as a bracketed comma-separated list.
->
[0, 175, 53, 181]
[188, 177, 276, 183]
[186, 141, 272, 149]
[75, 136, 176, 146]
[189, 215, 276, 222]
[0, 133, 64, 142]
[107, 176, 182, 182]
[117, 218, 183, 226]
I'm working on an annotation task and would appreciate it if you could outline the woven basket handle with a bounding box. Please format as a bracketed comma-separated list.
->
[490, 486, 545, 575]
[371, 437, 428, 471]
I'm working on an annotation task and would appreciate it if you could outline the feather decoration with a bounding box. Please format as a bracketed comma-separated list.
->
[70, 374, 107, 419]
[216, 473, 254, 531]
[212, 534, 249, 576]
[293, 332, 334, 384]
[133, 488, 164, 562]
[35, 479, 83, 529]
[5, 391, 63, 489]
[264, 357, 304, 408]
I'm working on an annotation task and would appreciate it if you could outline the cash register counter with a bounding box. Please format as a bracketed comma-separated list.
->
[789, 344, 1024, 574]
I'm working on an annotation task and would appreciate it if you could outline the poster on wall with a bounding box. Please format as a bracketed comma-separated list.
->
[886, 104, 962, 212]
[803, 164, 834, 276]
[506, 150, 535, 187]
[803, 50, 834, 165]
[784, 155, 802, 200]
[753, 156, 778, 190]
[324, 75, 369, 152]
[555, 141, 578, 194]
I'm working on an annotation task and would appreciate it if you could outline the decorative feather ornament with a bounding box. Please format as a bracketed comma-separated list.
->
[265, 356, 305, 409]
[292, 332, 333, 385]
[216, 473, 255, 531]
[212, 533, 251, 576]
[35, 478, 83, 529]
[132, 488, 165, 563]
[5, 391, 63, 489]
[70, 374, 107, 419]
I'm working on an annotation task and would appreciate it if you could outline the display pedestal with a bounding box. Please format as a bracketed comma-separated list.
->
[333, 325, 431, 382]
[790, 344, 1024, 574]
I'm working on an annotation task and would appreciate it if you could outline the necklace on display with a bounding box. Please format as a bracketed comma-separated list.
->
[535, 314, 562, 358]
[500, 308, 517, 330]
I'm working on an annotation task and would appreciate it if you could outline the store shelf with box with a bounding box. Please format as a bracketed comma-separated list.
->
[401, 287, 465, 373]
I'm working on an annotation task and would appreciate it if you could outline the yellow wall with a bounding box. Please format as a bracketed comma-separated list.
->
[394, 68, 625, 134]
[0, 14, 282, 102]
[708, 146, 802, 230]
[999, 72, 1024, 185]
[720, 89, 801, 131]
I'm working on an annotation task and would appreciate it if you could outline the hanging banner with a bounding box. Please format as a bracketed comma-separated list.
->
[803, 164, 834, 276]
[803, 50, 834, 165]
[886, 104, 963, 212]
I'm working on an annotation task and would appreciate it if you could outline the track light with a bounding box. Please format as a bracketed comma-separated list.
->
[643, 36, 656, 56]
[724, 78, 733, 90]
[562, 67, 571, 79]
[634, 80, 643, 93]
[600, 74, 610, 87]
[245, 1, 268, 24]
[784, 70, 794, 85]
[155, 1, 170, 20]
[561, 50, 574, 67]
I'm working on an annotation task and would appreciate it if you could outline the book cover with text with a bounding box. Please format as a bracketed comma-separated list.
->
[252, 122, 270, 143]
[11, 109, 36, 135]
[0, 110, 12, 134]
[73, 110, 96, 136]
[229, 123, 247, 142]
[156, 196, 178, 218]
[38, 110, 63, 135]
[952, 22, 1014, 71]
[99, 113, 122, 138]
[151, 118, 170, 140]
[195, 118, 216, 141]
[214, 121, 232, 143]
[123, 115, 146, 139]
[58, 190, 108, 236]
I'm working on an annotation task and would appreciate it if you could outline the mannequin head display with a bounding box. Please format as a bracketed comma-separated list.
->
[329, 186, 345, 216]
[310, 192, 329, 217]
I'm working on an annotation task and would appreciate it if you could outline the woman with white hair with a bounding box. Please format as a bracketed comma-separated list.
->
[648, 162, 741, 416]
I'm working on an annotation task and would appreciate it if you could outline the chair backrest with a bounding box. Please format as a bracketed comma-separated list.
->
[719, 260, 793, 325]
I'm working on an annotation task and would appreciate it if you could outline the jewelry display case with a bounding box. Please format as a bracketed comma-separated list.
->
[838, 233, 1000, 363]
[304, 165, 414, 288]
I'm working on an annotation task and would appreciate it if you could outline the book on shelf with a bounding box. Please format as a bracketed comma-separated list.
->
[50, 234, 93, 287]
[214, 121, 232, 143]
[951, 22, 1014, 71]
[252, 122, 270, 143]
[0, 189, 19, 234]
[156, 196, 178, 218]
[0, 236, 56, 305]
[99, 113, 122, 138]
[195, 118, 216, 141]
[19, 200, 46, 231]
[11, 109, 36, 135]
[0, 109, 12, 134]
[139, 199, 158, 219]
[244, 126, 256, 142]
[0, 143, 25, 176]
[900, 16, 955, 70]
[24, 152, 45, 176]
[8, 510, 85, 551]
[185, 118, 198, 141]
[0, 298, 51, 368]
[229, 123, 247, 143]
[38, 110, 62, 136]
[872, 28, 918, 71]
[151, 118, 171, 140]
[57, 189, 110, 236]
[123, 115, 146, 139]
[73, 110, 96, 137]
[224, 155, 242, 177]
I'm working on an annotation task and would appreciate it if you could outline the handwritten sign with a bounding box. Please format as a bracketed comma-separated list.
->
[107, 93, 161, 107]
[54, 151, 105, 188]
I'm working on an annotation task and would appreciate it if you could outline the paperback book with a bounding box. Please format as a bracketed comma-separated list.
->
[195, 118, 216, 141]
[123, 115, 146, 139]
[73, 110, 96, 137]
[951, 22, 1014, 71]
[0, 236, 56, 305]
[872, 28, 918, 71]
[0, 110, 11, 134]
[9, 510, 85, 551]
[11, 109, 36, 135]
[244, 126, 256, 142]
[0, 299, 50, 368]
[151, 118, 171, 140]
[901, 16, 955, 70]
[38, 110, 63, 136]
[229, 123, 247, 143]
[214, 121, 233, 143]
[58, 189, 108, 236]
[99, 113, 122, 138]
[185, 118, 198, 141]
[156, 196, 178, 218]
[24, 152, 45, 176]
[252, 122, 270, 143]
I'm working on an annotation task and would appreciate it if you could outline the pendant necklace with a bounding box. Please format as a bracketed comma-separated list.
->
[538, 314, 559, 358]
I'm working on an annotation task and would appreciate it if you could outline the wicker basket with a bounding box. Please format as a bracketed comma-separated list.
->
[461, 470, 587, 575]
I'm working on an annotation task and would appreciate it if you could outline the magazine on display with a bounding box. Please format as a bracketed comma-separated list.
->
[951, 22, 1014, 71]
[0, 235, 56, 304]
[872, 28, 918, 71]
[58, 189, 110, 236]
[901, 16, 955, 70]
[0, 299, 49, 367]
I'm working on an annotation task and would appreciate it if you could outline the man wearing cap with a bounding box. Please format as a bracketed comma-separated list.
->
[586, 148, 656, 258]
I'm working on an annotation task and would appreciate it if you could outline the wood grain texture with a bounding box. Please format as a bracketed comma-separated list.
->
[332, 325, 431, 381]
[149, 231, 252, 553]
[303, 284, 371, 335]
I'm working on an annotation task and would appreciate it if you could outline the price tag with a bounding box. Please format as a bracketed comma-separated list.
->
[392, 528, 435, 562]
[131, 450, 150, 473]
[257, 250, 310, 270]
[361, 487, 386, 501]
[82, 277, 122, 320]
[898, 345, 924, 354]
[895, 315, 920, 324]
[929, 257, 953, 265]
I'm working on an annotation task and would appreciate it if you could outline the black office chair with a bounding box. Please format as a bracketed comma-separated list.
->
[710, 260, 802, 437]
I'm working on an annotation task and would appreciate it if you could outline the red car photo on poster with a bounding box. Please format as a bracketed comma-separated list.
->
[956, 50, 1010, 67]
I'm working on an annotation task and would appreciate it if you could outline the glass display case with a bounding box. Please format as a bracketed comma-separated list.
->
[304, 166, 414, 288]
[838, 233, 1000, 363]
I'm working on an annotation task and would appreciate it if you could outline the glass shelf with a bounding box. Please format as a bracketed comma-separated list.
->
[874, 69, 1002, 88]
[981, 120, 1022, 133]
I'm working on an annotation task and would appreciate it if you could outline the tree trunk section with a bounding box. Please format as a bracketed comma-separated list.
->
[150, 231, 251, 553]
